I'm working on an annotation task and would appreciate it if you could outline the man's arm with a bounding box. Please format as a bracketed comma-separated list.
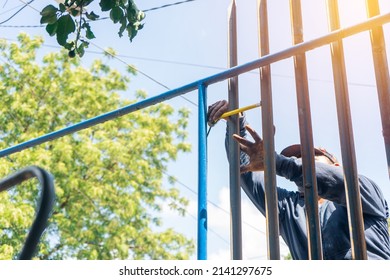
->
[276, 154, 388, 218]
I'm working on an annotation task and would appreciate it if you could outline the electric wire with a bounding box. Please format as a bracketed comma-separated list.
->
[0, 3, 24, 17]
[88, 40, 198, 107]
[2, 0, 9, 8]
[0, 0, 198, 27]
[17, 0, 39, 13]
[143, 0, 196, 13]
[0, 0, 34, 24]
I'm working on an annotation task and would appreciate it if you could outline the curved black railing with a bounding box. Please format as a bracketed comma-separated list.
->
[0, 166, 55, 260]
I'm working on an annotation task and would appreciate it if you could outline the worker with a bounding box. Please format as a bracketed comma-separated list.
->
[207, 99, 390, 260]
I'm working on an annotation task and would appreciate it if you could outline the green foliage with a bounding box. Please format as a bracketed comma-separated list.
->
[388, 218, 390, 234]
[0, 34, 193, 259]
[40, 0, 145, 57]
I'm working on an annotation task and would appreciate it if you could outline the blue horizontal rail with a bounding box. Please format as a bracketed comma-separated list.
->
[0, 11, 389, 158]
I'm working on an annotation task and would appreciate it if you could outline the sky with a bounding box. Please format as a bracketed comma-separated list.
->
[1, 0, 390, 260]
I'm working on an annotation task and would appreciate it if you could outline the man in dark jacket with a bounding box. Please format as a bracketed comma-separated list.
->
[208, 100, 390, 260]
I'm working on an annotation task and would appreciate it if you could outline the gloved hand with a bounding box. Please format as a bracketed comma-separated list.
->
[232, 124, 265, 173]
[207, 100, 229, 127]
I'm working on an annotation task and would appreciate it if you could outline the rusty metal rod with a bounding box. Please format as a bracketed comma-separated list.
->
[257, 0, 280, 260]
[227, 0, 243, 260]
[290, 0, 323, 260]
[327, 0, 367, 260]
[366, 0, 390, 180]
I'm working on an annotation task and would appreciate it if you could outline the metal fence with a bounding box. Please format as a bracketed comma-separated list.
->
[0, 0, 389, 260]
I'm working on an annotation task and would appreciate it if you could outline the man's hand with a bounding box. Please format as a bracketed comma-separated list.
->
[207, 100, 229, 126]
[233, 124, 265, 173]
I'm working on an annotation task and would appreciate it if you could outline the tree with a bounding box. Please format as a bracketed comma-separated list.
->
[388, 218, 390, 234]
[40, 0, 144, 57]
[0, 33, 194, 259]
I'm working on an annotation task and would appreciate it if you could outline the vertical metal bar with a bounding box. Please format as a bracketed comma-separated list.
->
[257, 0, 280, 260]
[227, 0, 243, 260]
[289, 0, 323, 260]
[366, 0, 390, 179]
[326, 0, 367, 260]
[198, 83, 208, 260]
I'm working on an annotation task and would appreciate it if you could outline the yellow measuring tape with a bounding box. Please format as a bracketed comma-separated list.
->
[207, 102, 261, 136]
[219, 102, 261, 120]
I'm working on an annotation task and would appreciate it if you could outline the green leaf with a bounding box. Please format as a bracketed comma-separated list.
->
[46, 22, 58, 36]
[118, 17, 127, 37]
[56, 15, 76, 46]
[99, 0, 114, 12]
[77, 44, 85, 57]
[59, 3, 66, 13]
[86, 11, 100, 21]
[110, 7, 124, 24]
[81, 40, 89, 48]
[137, 11, 145, 21]
[41, 14, 58, 25]
[63, 41, 75, 51]
[69, 8, 80, 17]
[40, 5, 58, 17]
[40, 5, 58, 24]
[127, 25, 138, 42]
[85, 24, 96, 40]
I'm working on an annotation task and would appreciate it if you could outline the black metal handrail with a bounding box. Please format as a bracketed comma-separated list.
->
[0, 166, 55, 260]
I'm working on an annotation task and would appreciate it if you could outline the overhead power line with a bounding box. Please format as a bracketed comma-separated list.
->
[0, 0, 197, 27]
[0, 4, 24, 17]
[143, 0, 196, 13]
[2, 0, 9, 8]
[88, 41, 198, 107]
[0, 0, 35, 25]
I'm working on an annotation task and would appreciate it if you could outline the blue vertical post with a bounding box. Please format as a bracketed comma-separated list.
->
[198, 83, 208, 260]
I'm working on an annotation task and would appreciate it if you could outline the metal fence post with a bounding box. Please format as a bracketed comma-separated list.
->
[326, 0, 367, 260]
[257, 0, 280, 260]
[197, 83, 208, 260]
[228, 0, 243, 260]
[366, 0, 390, 180]
[289, 0, 323, 260]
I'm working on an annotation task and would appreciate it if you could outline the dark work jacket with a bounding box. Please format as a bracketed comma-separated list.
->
[225, 115, 390, 260]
